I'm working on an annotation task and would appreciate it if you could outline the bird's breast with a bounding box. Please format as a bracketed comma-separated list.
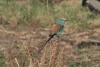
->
[56, 27, 64, 35]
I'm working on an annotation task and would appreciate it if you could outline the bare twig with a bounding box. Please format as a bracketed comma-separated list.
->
[15, 58, 20, 67]
[47, 0, 51, 34]
[47, 0, 52, 66]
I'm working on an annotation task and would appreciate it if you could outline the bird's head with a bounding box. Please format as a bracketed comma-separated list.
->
[57, 18, 68, 25]
[60, 18, 68, 22]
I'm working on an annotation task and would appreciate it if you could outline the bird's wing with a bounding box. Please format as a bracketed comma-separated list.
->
[51, 24, 63, 35]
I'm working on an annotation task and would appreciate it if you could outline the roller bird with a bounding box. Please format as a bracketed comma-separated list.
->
[38, 18, 68, 53]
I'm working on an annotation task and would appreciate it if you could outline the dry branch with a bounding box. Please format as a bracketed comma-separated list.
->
[70, 38, 100, 43]
[15, 58, 20, 67]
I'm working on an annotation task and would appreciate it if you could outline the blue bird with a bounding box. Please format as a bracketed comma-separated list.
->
[38, 18, 68, 53]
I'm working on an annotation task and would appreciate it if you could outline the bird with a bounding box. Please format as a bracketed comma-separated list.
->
[38, 18, 68, 53]
[82, 0, 100, 12]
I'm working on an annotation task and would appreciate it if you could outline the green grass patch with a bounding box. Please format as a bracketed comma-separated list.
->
[0, 51, 8, 67]
[0, 0, 100, 30]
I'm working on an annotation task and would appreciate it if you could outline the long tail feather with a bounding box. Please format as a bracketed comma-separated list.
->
[38, 35, 54, 53]
[45, 35, 54, 44]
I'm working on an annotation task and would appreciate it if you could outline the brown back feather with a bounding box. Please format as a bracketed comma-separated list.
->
[51, 24, 63, 35]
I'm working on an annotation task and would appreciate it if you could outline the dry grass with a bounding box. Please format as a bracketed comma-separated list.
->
[0, 34, 100, 67]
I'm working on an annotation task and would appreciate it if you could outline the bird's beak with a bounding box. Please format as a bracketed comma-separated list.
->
[65, 19, 69, 23]
[65, 19, 68, 21]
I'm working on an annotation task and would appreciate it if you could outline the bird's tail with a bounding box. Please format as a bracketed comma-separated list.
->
[38, 35, 54, 53]
[45, 35, 54, 45]
[49, 34, 52, 37]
